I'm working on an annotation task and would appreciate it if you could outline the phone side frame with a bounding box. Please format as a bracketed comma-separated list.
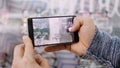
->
[28, 18, 35, 46]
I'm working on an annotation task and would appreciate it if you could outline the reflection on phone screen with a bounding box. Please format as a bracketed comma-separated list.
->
[32, 17, 74, 46]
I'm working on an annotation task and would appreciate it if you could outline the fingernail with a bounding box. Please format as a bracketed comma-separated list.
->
[68, 27, 72, 32]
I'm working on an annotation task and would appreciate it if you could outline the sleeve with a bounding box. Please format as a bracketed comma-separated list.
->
[83, 28, 120, 68]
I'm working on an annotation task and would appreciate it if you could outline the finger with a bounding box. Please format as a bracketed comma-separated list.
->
[23, 36, 34, 57]
[35, 54, 49, 67]
[13, 44, 25, 60]
[44, 44, 71, 52]
[70, 16, 83, 32]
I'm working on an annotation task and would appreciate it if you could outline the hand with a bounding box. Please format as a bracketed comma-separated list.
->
[45, 16, 96, 56]
[12, 36, 49, 68]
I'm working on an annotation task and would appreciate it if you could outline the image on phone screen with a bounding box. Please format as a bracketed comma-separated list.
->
[28, 16, 76, 46]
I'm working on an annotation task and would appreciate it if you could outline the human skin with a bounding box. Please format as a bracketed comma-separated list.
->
[45, 16, 96, 56]
[12, 36, 49, 68]
[12, 16, 95, 68]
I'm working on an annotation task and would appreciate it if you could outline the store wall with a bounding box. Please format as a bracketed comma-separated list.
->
[0, 0, 120, 68]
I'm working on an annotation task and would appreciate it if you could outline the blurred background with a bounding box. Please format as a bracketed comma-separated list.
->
[0, 0, 120, 68]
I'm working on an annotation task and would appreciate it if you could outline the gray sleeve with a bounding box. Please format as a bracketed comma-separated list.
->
[83, 28, 120, 68]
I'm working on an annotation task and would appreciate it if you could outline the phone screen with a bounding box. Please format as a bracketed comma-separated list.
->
[28, 16, 75, 46]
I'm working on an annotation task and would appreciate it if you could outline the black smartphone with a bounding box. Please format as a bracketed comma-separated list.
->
[28, 16, 78, 47]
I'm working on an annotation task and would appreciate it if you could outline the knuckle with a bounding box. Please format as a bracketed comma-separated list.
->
[14, 45, 21, 50]
[22, 58, 30, 64]
[74, 16, 94, 26]
[84, 17, 93, 24]
[23, 57, 35, 64]
[74, 16, 80, 21]
[86, 17, 93, 22]
[14, 44, 23, 50]
[12, 61, 19, 68]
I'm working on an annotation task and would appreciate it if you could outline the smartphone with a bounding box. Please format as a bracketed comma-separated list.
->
[28, 16, 78, 47]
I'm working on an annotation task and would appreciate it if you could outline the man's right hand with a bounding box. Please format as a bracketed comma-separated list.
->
[45, 16, 96, 56]
[12, 36, 49, 68]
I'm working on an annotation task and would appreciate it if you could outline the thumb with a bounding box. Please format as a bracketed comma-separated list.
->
[44, 44, 71, 52]
[35, 54, 49, 67]
[69, 16, 83, 32]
